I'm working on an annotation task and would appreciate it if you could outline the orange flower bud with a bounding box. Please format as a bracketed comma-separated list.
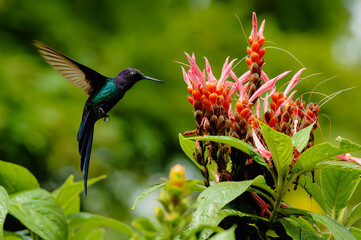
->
[251, 52, 260, 63]
[169, 164, 186, 188]
[209, 93, 218, 104]
[192, 90, 202, 100]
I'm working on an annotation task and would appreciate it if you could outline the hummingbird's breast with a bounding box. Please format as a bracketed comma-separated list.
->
[87, 79, 124, 118]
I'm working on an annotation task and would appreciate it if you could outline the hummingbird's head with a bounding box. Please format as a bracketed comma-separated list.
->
[117, 68, 163, 84]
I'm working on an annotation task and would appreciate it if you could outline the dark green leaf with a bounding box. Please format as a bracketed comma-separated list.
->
[52, 175, 106, 216]
[291, 123, 315, 152]
[179, 133, 203, 169]
[311, 212, 356, 240]
[321, 168, 360, 221]
[345, 202, 361, 228]
[349, 227, 361, 240]
[186, 177, 261, 234]
[8, 188, 67, 240]
[280, 217, 324, 240]
[0, 186, 9, 238]
[188, 135, 266, 167]
[293, 138, 361, 174]
[299, 175, 327, 214]
[208, 225, 236, 240]
[131, 182, 166, 210]
[259, 121, 293, 178]
[0, 160, 39, 194]
[67, 212, 133, 238]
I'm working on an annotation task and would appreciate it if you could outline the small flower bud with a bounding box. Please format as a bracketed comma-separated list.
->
[193, 99, 202, 111]
[169, 164, 186, 188]
[250, 73, 259, 84]
[194, 110, 203, 125]
[210, 115, 218, 129]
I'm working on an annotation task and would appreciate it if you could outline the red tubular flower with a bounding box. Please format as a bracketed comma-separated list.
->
[245, 12, 266, 69]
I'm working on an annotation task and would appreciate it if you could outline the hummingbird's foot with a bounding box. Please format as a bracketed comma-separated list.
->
[104, 115, 110, 122]
[97, 108, 110, 122]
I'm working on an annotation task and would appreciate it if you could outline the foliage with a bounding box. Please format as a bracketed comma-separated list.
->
[0, 160, 132, 240]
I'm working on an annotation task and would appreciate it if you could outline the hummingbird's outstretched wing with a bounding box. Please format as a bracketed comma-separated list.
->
[34, 41, 107, 95]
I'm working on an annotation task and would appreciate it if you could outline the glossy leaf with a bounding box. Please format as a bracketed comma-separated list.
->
[293, 138, 361, 174]
[280, 217, 324, 240]
[209, 225, 236, 240]
[67, 212, 133, 238]
[291, 123, 314, 152]
[311, 212, 356, 240]
[0, 160, 39, 194]
[8, 188, 67, 240]
[314, 160, 361, 173]
[0, 186, 9, 239]
[259, 121, 293, 178]
[345, 202, 361, 228]
[321, 168, 360, 221]
[179, 133, 203, 169]
[298, 175, 327, 214]
[186, 177, 260, 235]
[189, 135, 266, 167]
[52, 175, 106, 216]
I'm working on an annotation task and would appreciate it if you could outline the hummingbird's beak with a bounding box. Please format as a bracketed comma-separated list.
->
[144, 76, 163, 83]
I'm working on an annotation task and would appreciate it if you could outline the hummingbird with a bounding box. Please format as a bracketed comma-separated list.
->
[34, 41, 163, 194]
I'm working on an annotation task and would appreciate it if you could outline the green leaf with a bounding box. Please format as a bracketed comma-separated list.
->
[131, 217, 157, 238]
[208, 225, 236, 240]
[131, 182, 167, 210]
[185, 179, 206, 193]
[84, 229, 105, 240]
[52, 175, 106, 216]
[3, 231, 24, 240]
[188, 135, 266, 167]
[258, 121, 293, 178]
[251, 175, 277, 199]
[298, 175, 327, 214]
[349, 227, 361, 240]
[186, 177, 260, 235]
[314, 160, 361, 173]
[280, 217, 324, 240]
[311, 212, 356, 240]
[179, 133, 203, 169]
[67, 212, 133, 238]
[0, 160, 39, 194]
[291, 123, 315, 152]
[0, 186, 9, 239]
[197, 208, 253, 239]
[321, 168, 360, 221]
[293, 138, 361, 174]
[8, 188, 67, 240]
[345, 202, 361, 228]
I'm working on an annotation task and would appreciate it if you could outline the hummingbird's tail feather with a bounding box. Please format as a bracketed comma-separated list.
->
[77, 109, 95, 195]
[79, 126, 94, 195]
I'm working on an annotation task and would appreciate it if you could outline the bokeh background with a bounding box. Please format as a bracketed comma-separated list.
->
[1, 0, 361, 235]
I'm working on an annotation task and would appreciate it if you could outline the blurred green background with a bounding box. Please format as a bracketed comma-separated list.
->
[1, 0, 361, 233]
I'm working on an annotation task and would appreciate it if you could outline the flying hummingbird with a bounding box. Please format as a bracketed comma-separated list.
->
[35, 41, 163, 194]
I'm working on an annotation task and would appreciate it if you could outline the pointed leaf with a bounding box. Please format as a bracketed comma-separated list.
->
[209, 225, 236, 240]
[251, 175, 277, 199]
[189, 135, 266, 167]
[186, 177, 261, 234]
[131, 182, 167, 210]
[179, 133, 203, 169]
[52, 175, 106, 216]
[293, 138, 361, 174]
[310, 212, 356, 240]
[67, 212, 132, 238]
[321, 168, 360, 221]
[259, 121, 293, 178]
[0, 160, 39, 194]
[298, 175, 327, 214]
[345, 202, 361, 228]
[291, 123, 315, 152]
[0, 186, 9, 238]
[314, 160, 361, 173]
[280, 217, 324, 240]
[131, 217, 157, 238]
[8, 188, 67, 240]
